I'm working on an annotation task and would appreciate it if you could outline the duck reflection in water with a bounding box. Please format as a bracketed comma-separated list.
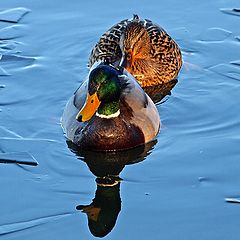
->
[77, 180, 121, 238]
[143, 78, 177, 103]
[67, 140, 157, 238]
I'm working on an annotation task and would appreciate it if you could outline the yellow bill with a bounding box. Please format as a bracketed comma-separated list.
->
[76, 92, 101, 122]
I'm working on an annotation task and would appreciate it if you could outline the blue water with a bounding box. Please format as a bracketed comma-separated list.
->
[0, 0, 240, 239]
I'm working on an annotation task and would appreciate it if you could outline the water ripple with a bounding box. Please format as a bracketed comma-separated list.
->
[0, 25, 26, 40]
[225, 197, 240, 204]
[0, 66, 9, 76]
[0, 212, 72, 236]
[199, 27, 232, 42]
[208, 63, 240, 81]
[0, 7, 30, 23]
[231, 60, 240, 67]
[0, 152, 38, 166]
[0, 40, 19, 51]
[0, 54, 36, 71]
[220, 8, 240, 16]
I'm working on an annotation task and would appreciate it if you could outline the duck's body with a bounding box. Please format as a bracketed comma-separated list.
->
[62, 63, 160, 151]
[89, 15, 182, 88]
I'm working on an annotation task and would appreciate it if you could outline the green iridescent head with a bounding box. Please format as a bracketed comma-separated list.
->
[89, 64, 121, 102]
[76, 64, 122, 122]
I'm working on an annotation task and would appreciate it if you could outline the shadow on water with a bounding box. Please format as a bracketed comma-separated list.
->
[143, 78, 178, 104]
[67, 140, 157, 238]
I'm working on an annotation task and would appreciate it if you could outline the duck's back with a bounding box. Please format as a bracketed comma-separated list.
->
[89, 16, 182, 86]
[89, 19, 128, 67]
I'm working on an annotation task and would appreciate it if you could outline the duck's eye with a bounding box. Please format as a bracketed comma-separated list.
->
[126, 53, 131, 60]
[91, 99, 94, 103]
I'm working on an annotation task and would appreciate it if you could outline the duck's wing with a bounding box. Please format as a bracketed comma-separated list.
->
[61, 79, 88, 141]
[88, 19, 128, 67]
[144, 19, 182, 77]
[119, 70, 160, 143]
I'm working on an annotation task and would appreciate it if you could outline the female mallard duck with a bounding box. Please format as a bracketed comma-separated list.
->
[61, 63, 160, 151]
[89, 15, 182, 88]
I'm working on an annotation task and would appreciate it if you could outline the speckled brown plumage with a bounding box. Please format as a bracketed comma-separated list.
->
[89, 15, 182, 88]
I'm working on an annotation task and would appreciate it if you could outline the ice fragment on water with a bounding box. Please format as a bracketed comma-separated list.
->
[0, 25, 24, 40]
[0, 212, 71, 235]
[0, 7, 30, 23]
[0, 54, 36, 70]
[208, 63, 240, 81]
[220, 8, 240, 17]
[231, 60, 240, 67]
[0, 152, 38, 166]
[225, 198, 240, 204]
[199, 27, 232, 42]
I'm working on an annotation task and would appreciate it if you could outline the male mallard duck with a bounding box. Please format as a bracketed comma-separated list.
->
[62, 63, 160, 151]
[89, 15, 182, 88]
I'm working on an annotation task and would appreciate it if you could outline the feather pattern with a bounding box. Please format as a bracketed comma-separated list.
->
[89, 15, 182, 87]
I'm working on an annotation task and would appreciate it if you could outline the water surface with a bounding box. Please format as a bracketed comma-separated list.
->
[0, 0, 240, 239]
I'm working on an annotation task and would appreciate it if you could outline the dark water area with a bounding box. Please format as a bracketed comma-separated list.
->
[0, 0, 240, 239]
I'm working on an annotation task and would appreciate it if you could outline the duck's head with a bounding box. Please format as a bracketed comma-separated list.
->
[76, 64, 122, 122]
[119, 15, 150, 72]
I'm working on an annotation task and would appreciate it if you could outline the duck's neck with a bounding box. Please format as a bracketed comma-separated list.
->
[96, 101, 120, 119]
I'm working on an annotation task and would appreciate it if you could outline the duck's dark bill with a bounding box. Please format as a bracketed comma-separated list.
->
[76, 92, 101, 122]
